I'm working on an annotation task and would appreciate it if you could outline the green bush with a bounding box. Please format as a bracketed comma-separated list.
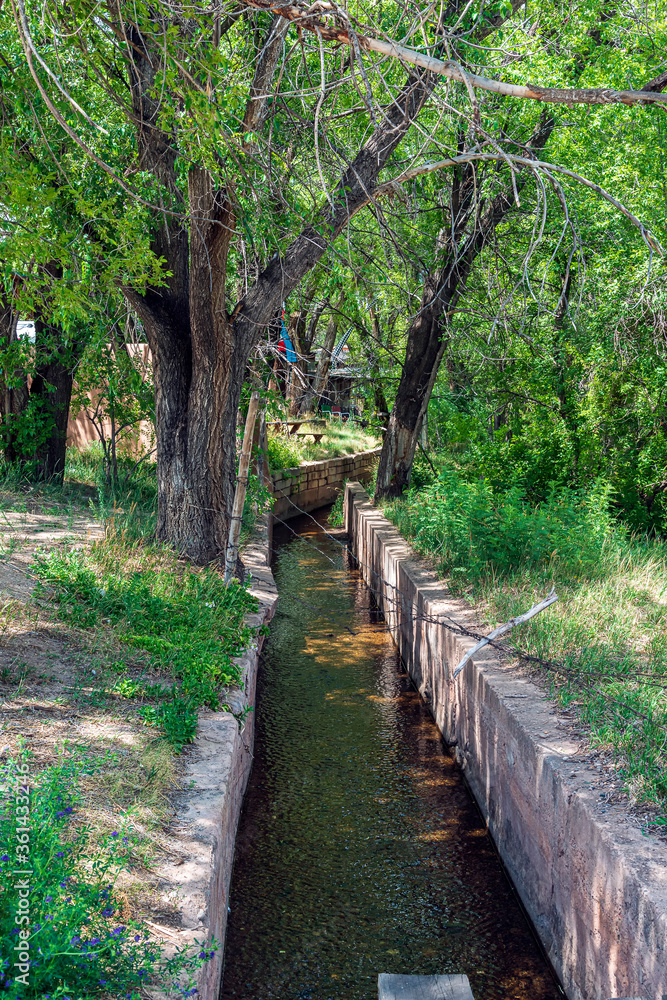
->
[265, 434, 302, 472]
[0, 753, 211, 999]
[385, 470, 618, 582]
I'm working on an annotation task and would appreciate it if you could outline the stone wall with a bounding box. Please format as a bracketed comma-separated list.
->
[345, 482, 667, 1000]
[155, 515, 278, 1000]
[270, 447, 381, 522]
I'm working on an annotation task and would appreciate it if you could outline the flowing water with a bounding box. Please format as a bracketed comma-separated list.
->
[221, 513, 562, 1000]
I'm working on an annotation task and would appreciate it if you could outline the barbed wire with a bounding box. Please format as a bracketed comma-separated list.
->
[266, 490, 667, 726]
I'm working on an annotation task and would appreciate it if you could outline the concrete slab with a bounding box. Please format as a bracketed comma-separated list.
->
[378, 974, 474, 1000]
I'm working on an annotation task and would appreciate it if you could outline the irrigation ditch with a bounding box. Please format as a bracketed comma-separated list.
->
[170, 452, 665, 1000]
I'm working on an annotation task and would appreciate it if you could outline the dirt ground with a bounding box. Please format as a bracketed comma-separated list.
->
[0, 488, 204, 981]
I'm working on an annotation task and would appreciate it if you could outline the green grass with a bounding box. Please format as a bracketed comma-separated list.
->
[0, 752, 212, 1000]
[32, 524, 257, 748]
[384, 471, 667, 821]
[267, 420, 380, 471]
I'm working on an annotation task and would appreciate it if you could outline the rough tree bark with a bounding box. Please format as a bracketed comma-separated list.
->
[375, 116, 555, 501]
[374, 57, 667, 501]
[121, 18, 439, 561]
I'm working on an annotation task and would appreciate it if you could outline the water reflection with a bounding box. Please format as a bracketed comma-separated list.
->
[221, 515, 561, 1000]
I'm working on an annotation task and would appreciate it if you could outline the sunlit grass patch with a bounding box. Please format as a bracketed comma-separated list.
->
[32, 528, 257, 749]
[266, 420, 380, 471]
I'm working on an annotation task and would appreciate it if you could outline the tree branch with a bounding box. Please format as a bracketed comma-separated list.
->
[237, 0, 667, 107]
[375, 152, 664, 253]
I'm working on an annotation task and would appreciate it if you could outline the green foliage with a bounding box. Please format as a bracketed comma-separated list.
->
[32, 537, 257, 747]
[265, 434, 304, 472]
[71, 342, 155, 488]
[65, 445, 158, 532]
[138, 697, 199, 749]
[386, 471, 617, 582]
[327, 486, 346, 527]
[385, 471, 667, 817]
[0, 753, 211, 998]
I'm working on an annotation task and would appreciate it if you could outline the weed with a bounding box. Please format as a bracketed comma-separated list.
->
[0, 751, 212, 999]
[384, 471, 667, 818]
[32, 535, 257, 750]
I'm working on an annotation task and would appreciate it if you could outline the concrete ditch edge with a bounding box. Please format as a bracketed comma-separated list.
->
[344, 482, 667, 1000]
[152, 513, 278, 1000]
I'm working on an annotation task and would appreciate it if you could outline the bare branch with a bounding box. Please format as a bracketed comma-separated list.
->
[453, 589, 559, 677]
[238, 0, 667, 107]
[375, 153, 665, 254]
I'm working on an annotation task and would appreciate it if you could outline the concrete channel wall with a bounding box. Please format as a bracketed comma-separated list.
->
[270, 446, 381, 522]
[160, 453, 378, 999]
[158, 515, 278, 1000]
[345, 482, 667, 1000]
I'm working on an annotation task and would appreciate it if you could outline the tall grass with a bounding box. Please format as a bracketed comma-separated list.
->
[384, 471, 667, 819]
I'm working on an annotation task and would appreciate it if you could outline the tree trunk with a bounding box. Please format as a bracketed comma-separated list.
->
[286, 310, 309, 416]
[0, 290, 29, 464]
[123, 16, 437, 561]
[127, 170, 238, 564]
[1, 280, 84, 481]
[365, 305, 389, 416]
[298, 301, 341, 414]
[29, 317, 83, 481]
[375, 116, 555, 501]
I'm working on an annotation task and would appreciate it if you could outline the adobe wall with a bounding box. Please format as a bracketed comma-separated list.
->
[345, 482, 667, 1000]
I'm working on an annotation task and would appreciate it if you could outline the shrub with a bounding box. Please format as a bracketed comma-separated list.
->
[266, 434, 302, 472]
[0, 753, 212, 999]
[385, 470, 618, 582]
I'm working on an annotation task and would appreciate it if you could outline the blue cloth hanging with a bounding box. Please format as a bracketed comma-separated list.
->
[281, 319, 297, 364]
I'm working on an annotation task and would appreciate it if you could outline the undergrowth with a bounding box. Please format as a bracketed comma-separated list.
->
[0, 751, 212, 999]
[32, 525, 257, 750]
[384, 469, 667, 819]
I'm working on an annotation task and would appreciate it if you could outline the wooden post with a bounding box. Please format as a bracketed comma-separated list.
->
[224, 392, 260, 583]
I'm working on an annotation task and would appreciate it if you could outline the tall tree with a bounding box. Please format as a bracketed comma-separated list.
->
[8, 0, 665, 552]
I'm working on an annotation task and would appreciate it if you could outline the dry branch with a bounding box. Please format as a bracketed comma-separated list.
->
[238, 0, 667, 107]
[452, 588, 558, 677]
